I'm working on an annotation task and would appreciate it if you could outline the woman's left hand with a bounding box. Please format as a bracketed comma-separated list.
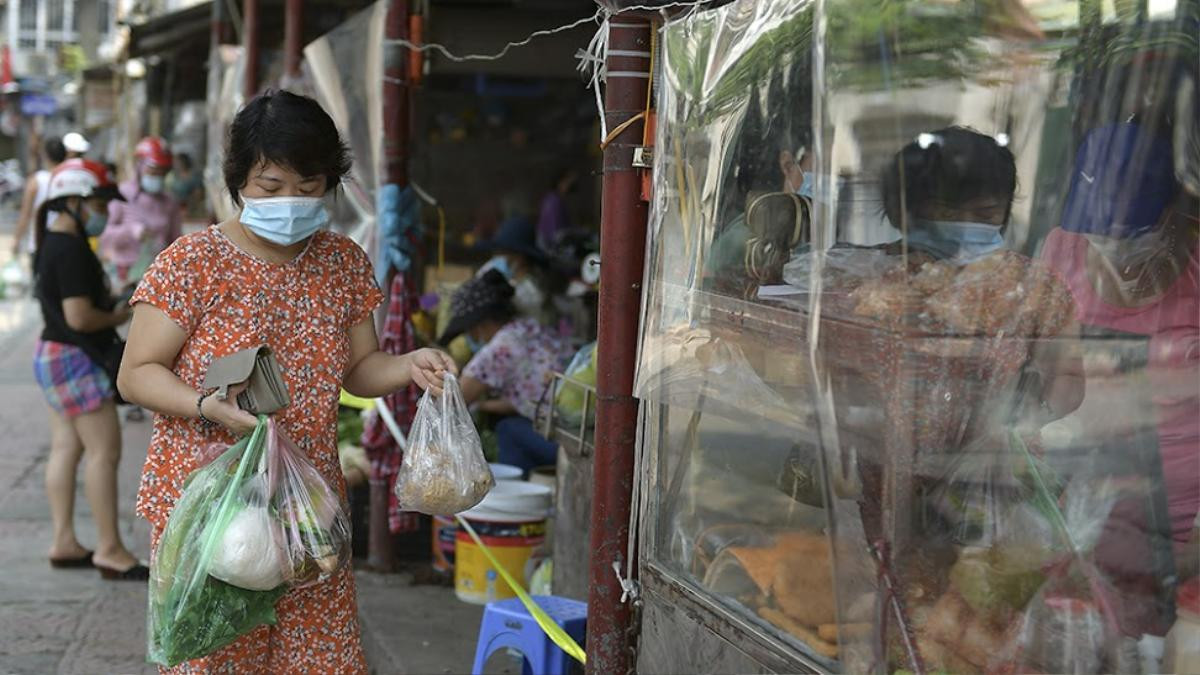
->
[408, 348, 458, 395]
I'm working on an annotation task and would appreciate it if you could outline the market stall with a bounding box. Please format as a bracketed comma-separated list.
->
[631, 0, 1198, 672]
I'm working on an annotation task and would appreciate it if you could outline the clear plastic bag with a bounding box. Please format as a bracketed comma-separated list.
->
[394, 373, 495, 515]
[148, 417, 351, 666]
[554, 342, 597, 429]
[996, 475, 1127, 674]
[914, 432, 1127, 673]
[266, 421, 353, 587]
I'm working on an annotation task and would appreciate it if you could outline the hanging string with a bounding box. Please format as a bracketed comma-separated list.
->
[596, 20, 659, 151]
[383, 2, 708, 62]
[384, 12, 602, 62]
[382, 2, 709, 142]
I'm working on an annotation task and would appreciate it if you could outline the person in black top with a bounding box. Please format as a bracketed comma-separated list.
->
[31, 159, 147, 580]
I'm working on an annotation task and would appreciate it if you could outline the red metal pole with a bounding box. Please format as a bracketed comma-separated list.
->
[242, 0, 259, 99]
[586, 17, 652, 675]
[383, 0, 410, 187]
[283, 0, 303, 80]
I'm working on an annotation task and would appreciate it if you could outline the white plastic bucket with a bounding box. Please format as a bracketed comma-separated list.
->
[455, 481, 552, 604]
[489, 463, 524, 482]
[432, 470, 525, 574]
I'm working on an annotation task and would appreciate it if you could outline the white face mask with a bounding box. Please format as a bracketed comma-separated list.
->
[909, 218, 1006, 263]
[512, 277, 545, 316]
[140, 174, 165, 194]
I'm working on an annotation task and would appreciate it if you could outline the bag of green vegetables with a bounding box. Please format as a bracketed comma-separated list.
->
[148, 416, 351, 666]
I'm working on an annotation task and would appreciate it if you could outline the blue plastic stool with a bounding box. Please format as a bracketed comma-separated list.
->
[471, 595, 587, 675]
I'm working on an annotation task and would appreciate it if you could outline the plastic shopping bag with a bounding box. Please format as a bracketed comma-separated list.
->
[996, 457, 1127, 674]
[554, 342, 597, 429]
[148, 417, 351, 666]
[394, 373, 495, 515]
[266, 420, 352, 587]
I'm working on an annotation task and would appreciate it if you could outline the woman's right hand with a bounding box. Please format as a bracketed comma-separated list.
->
[199, 382, 259, 436]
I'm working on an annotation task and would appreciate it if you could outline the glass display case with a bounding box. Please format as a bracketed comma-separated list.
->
[634, 0, 1198, 672]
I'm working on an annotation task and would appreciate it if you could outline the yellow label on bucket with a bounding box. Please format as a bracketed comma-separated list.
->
[454, 521, 545, 604]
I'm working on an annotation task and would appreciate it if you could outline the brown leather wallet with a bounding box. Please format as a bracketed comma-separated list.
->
[202, 345, 291, 415]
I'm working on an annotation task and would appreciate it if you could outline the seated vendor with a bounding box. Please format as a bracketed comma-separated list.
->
[478, 200, 558, 326]
[879, 126, 1016, 264]
[707, 136, 819, 293]
[441, 270, 573, 475]
[874, 126, 1085, 419]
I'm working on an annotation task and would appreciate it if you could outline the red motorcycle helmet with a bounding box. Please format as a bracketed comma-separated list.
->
[134, 136, 173, 170]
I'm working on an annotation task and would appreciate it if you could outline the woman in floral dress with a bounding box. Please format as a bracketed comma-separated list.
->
[117, 90, 455, 673]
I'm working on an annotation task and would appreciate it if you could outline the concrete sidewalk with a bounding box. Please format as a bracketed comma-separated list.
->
[0, 293, 486, 674]
[0, 298, 156, 674]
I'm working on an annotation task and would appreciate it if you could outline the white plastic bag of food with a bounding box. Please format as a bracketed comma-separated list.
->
[394, 373, 495, 515]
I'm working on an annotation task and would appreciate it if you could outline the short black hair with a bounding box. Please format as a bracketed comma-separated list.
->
[223, 90, 351, 206]
[44, 137, 66, 164]
[881, 126, 1017, 229]
[176, 153, 193, 170]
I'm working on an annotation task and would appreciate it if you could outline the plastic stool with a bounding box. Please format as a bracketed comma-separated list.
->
[472, 595, 587, 675]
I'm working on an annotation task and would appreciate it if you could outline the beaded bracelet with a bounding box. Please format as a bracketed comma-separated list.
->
[197, 391, 217, 426]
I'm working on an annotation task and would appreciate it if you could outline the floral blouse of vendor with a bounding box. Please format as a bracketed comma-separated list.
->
[116, 90, 456, 673]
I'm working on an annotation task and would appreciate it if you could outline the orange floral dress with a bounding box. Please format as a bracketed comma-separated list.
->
[132, 225, 383, 674]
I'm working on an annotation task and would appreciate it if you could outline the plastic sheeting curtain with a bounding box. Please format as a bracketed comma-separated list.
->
[305, 1, 386, 251]
[635, 0, 1198, 671]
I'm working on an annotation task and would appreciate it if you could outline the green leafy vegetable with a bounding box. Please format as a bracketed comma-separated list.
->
[152, 577, 285, 667]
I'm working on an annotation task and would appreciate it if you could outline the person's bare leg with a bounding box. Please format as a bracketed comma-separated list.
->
[45, 406, 89, 559]
[72, 401, 138, 570]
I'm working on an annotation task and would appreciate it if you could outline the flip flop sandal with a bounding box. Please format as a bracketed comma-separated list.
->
[97, 563, 150, 581]
[49, 551, 95, 569]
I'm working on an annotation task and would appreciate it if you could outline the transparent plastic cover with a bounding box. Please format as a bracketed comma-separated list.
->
[637, 0, 1198, 670]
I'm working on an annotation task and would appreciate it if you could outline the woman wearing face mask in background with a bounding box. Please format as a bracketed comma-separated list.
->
[879, 126, 1086, 417]
[31, 159, 147, 580]
[1041, 122, 1199, 627]
[880, 127, 1016, 264]
[705, 127, 826, 295]
[478, 208, 556, 326]
[117, 91, 455, 672]
[444, 271, 573, 476]
[99, 137, 182, 289]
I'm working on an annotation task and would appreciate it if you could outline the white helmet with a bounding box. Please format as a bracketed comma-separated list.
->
[62, 132, 90, 155]
[47, 159, 123, 202]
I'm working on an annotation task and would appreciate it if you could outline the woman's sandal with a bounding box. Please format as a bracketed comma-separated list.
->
[49, 551, 95, 569]
[97, 563, 151, 581]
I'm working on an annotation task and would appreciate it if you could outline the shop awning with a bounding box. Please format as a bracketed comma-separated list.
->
[127, 1, 214, 58]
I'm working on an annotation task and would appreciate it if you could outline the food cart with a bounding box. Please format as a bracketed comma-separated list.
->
[629, 0, 1198, 671]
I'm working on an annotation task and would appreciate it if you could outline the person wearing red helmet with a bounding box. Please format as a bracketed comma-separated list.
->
[31, 159, 147, 581]
[98, 136, 182, 287]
